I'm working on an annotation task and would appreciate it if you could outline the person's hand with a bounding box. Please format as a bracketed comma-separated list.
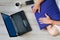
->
[32, 3, 40, 13]
[39, 14, 53, 24]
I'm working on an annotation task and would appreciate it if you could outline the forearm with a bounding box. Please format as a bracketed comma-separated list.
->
[52, 20, 60, 26]
[35, 0, 44, 5]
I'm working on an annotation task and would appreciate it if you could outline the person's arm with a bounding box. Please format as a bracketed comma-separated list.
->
[52, 20, 60, 26]
[32, 0, 44, 13]
[39, 14, 60, 36]
[39, 14, 60, 26]
[35, 0, 44, 5]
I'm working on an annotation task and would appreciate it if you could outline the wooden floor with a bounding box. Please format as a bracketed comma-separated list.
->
[0, 0, 60, 40]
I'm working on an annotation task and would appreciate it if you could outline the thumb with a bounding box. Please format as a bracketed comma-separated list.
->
[45, 13, 50, 18]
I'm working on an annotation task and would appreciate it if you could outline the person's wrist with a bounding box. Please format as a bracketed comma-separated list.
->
[35, 1, 41, 5]
[34, 0, 44, 5]
[50, 20, 54, 24]
[34, 3, 40, 6]
[36, 3, 40, 5]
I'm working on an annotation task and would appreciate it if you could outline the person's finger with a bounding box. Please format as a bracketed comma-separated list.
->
[45, 13, 49, 18]
[40, 22, 43, 24]
[39, 18, 45, 21]
[39, 21, 44, 24]
[32, 7, 34, 12]
[32, 8, 36, 13]
[38, 7, 40, 13]
[39, 18, 42, 20]
[39, 20, 41, 22]
[32, 8, 34, 13]
[39, 18, 41, 20]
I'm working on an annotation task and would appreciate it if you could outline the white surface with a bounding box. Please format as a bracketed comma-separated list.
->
[0, 0, 60, 40]
[56, 0, 60, 10]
